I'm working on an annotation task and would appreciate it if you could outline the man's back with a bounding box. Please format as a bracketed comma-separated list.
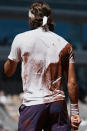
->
[4, 1, 81, 130]
[9, 27, 69, 106]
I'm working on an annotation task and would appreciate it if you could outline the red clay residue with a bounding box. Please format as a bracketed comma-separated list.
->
[23, 52, 30, 63]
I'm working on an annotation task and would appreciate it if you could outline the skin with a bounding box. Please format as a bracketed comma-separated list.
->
[4, 16, 81, 129]
[4, 59, 17, 77]
[67, 63, 81, 130]
[4, 59, 81, 130]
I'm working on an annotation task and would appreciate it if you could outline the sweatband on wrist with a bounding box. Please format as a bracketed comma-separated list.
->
[70, 104, 79, 116]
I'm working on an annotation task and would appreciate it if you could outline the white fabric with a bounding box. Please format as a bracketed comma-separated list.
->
[70, 104, 79, 116]
[42, 16, 48, 26]
[28, 10, 48, 26]
[28, 11, 34, 18]
[8, 27, 74, 106]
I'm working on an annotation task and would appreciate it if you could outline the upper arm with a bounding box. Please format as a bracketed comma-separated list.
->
[4, 35, 21, 77]
[68, 63, 77, 85]
[8, 35, 21, 62]
[62, 43, 75, 78]
[4, 59, 18, 77]
[64, 44, 77, 85]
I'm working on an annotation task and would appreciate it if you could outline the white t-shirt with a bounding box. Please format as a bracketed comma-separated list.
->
[8, 27, 75, 106]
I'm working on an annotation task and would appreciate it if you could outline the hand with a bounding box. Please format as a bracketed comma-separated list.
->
[71, 115, 81, 130]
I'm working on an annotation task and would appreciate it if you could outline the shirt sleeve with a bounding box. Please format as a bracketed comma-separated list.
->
[8, 35, 21, 62]
[58, 35, 68, 46]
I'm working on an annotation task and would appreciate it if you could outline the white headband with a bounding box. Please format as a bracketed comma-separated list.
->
[29, 11, 34, 18]
[42, 16, 48, 26]
[29, 11, 48, 26]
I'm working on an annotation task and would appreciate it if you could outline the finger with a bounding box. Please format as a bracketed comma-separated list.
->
[71, 122, 79, 127]
[71, 121, 81, 129]
[71, 121, 80, 130]
[71, 124, 78, 130]
[72, 122, 79, 126]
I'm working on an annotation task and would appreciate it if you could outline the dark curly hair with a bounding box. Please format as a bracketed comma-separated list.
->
[29, 1, 55, 31]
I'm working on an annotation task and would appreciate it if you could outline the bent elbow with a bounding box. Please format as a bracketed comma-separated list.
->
[67, 81, 78, 89]
[4, 70, 13, 78]
[4, 65, 13, 78]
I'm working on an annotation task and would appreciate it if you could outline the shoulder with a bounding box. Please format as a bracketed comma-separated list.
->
[49, 32, 69, 53]
[15, 30, 33, 39]
[50, 31, 68, 45]
[56, 34, 68, 46]
[59, 43, 73, 59]
[13, 30, 36, 44]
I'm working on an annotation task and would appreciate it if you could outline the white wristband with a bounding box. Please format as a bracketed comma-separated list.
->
[70, 104, 79, 116]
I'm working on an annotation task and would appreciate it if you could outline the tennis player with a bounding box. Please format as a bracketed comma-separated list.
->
[4, 1, 81, 131]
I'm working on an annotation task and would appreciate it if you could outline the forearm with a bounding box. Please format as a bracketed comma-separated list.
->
[68, 82, 78, 104]
[68, 82, 79, 116]
[68, 82, 81, 130]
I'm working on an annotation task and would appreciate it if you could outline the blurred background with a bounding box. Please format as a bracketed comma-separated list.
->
[0, 0, 87, 131]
